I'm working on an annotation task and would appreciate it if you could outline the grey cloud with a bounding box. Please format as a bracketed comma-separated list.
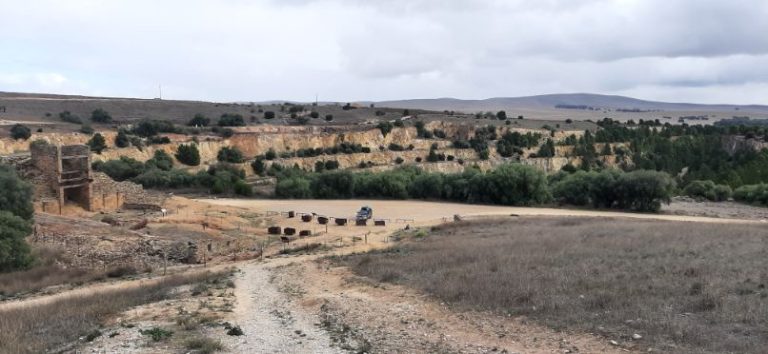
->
[0, 0, 767, 104]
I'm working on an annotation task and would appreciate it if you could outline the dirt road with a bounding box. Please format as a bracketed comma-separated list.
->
[222, 261, 340, 354]
[200, 198, 764, 224]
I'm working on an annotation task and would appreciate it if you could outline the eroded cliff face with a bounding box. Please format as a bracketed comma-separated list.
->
[0, 122, 624, 176]
[0, 131, 118, 155]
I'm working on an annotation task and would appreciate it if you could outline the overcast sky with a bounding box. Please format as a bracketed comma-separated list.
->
[1, 0, 767, 104]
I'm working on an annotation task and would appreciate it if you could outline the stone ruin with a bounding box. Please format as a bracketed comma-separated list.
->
[24, 141, 164, 214]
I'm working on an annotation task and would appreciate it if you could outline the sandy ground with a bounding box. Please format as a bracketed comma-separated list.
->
[200, 198, 765, 224]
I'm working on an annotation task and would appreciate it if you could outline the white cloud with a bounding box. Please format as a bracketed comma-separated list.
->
[0, 0, 766, 104]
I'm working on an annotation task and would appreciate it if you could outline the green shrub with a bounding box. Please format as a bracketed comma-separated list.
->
[91, 109, 112, 123]
[115, 131, 130, 148]
[734, 184, 768, 205]
[10, 124, 31, 140]
[265, 148, 277, 161]
[683, 180, 732, 202]
[0, 168, 33, 269]
[80, 124, 95, 135]
[146, 150, 174, 171]
[377, 121, 393, 137]
[0, 164, 34, 221]
[132, 119, 176, 137]
[59, 111, 82, 124]
[175, 144, 201, 166]
[217, 147, 245, 163]
[251, 159, 266, 176]
[94, 156, 146, 181]
[275, 177, 312, 198]
[187, 114, 210, 127]
[87, 133, 107, 154]
[218, 113, 245, 127]
[140, 327, 173, 342]
[233, 180, 253, 196]
[0, 211, 33, 272]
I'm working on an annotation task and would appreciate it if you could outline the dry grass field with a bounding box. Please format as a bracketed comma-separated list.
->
[339, 217, 768, 353]
[0, 270, 228, 354]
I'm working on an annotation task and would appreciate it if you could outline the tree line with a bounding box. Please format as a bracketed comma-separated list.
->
[272, 163, 675, 212]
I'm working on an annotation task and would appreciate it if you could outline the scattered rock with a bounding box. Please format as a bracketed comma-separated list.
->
[632, 333, 643, 340]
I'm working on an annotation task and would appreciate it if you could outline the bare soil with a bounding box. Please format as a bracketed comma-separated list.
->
[201, 198, 765, 224]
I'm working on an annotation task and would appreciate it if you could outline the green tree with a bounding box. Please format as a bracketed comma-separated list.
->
[115, 130, 130, 148]
[0, 164, 34, 221]
[175, 144, 201, 166]
[218, 113, 245, 127]
[264, 111, 276, 119]
[251, 158, 266, 176]
[310, 170, 355, 198]
[217, 147, 245, 163]
[10, 124, 31, 140]
[91, 108, 113, 123]
[88, 133, 107, 154]
[0, 211, 33, 272]
[275, 177, 312, 198]
[0, 164, 34, 272]
[536, 139, 556, 157]
[600, 143, 613, 155]
[476, 164, 551, 206]
[377, 121, 394, 137]
[496, 110, 507, 120]
[614, 170, 674, 212]
[187, 114, 210, 127]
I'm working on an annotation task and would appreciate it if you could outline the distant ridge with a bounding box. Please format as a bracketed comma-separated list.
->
[375, 93, 768, 114]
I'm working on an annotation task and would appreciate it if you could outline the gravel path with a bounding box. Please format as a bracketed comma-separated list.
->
[221, 261, 341, 354]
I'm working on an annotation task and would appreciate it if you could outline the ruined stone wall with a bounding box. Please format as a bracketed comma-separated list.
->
[91, 172, 166, 211]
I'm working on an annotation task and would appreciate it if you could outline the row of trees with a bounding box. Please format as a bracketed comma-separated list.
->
[94, 151, 252, 196]
[273, 164, 674, 212]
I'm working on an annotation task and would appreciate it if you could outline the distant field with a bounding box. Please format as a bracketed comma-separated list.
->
[339, 217, 768, 354]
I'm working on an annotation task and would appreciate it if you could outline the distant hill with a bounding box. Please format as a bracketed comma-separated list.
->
[3, 91, 768, 128]
[376, 93, 768, 114]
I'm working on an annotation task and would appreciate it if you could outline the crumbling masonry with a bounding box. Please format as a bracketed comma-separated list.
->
[28, 142, 163, 214]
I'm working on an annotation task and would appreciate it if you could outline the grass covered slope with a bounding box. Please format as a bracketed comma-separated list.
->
[339, 217, 768, 353]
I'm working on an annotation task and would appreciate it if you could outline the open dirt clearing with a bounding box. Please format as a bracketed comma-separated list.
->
[200, 198, 764, 224]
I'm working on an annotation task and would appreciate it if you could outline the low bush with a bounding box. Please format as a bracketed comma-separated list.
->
[734, 183, 768, 205]
[684, 180, 732, 201]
